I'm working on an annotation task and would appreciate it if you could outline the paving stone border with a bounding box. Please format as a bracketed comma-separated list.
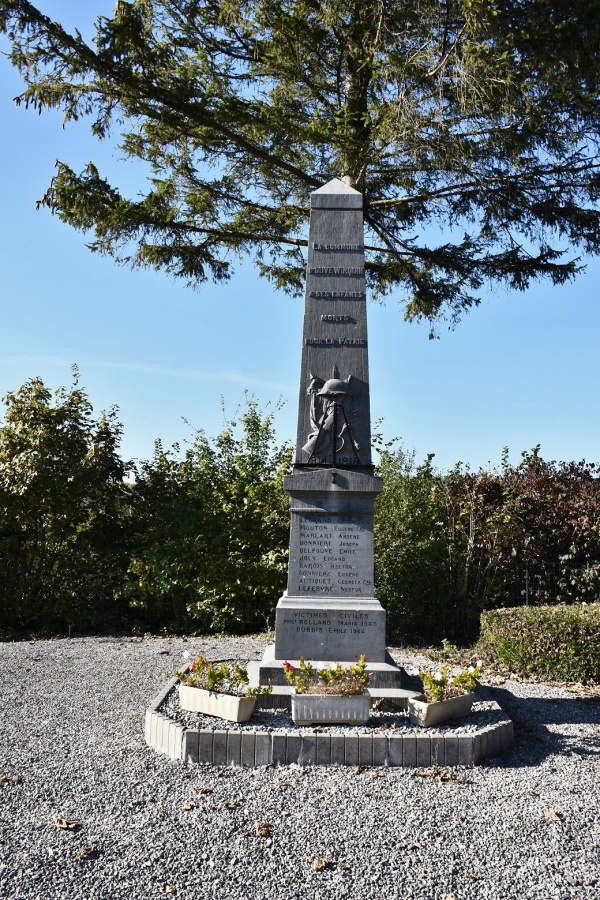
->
[145, 677, 513, 767]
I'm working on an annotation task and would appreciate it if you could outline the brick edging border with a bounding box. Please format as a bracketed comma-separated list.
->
[145, 679, 513, 767]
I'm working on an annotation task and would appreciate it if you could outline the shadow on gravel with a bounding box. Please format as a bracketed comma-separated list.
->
[481, 686, 600, 769]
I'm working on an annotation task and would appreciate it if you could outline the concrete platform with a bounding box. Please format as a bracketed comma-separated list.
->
[145, 676, 514, 768]
[256, 644, 407, 688]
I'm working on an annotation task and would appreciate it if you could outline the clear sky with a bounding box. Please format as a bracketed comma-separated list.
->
[2, 3, 600, 474]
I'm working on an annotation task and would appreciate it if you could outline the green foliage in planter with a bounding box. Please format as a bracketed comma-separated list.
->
[283, 655, 371, 696]
[419, 665, 481, 702]
[477, 605, 600, 684]
[175, 651, 271, 698]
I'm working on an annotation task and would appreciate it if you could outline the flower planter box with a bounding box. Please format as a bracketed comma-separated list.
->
[290, 690, 371, 726]
[179, 684, 257, 723]
[408, 692, 475, 728]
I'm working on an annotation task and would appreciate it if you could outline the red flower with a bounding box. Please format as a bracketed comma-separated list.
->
[283, 661, 295, 671]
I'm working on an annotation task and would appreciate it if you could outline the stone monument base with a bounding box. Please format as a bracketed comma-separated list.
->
[274, 595, 388, 661]
[258, 642, 406, 689]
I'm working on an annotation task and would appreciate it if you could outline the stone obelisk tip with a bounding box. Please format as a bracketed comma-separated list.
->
[311, 177, 362, 209]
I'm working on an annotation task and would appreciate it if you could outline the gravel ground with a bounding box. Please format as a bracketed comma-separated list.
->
[0, 635, 599, 900]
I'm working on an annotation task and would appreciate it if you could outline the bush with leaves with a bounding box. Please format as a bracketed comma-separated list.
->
[374, 443, 451, 643]
[0, 370, 133, 635]
[126, 398, 291, 634]
[477, 605, 600, 684]
[375, 443, 600, 645]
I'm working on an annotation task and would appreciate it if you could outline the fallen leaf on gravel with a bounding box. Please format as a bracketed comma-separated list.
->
[195, 786, 212, 795]
[445, 895, 457, 900]
[403, 842, 423, 851]
[278, 780, 291, 788]
[223, 800, 241, 810]
[53, 817, 79, 830]
[522, 790, 539, 798]
[183, 801, 198, 811]
[363, 792, 373, 797]
[255, 822, 270, 837]
[571, 751, 583, 760]
[159, 650, 170, 656]
[372, 772, 385, 779]
[310, 857, 333, 872]
[353, 766, 366, 775]
[165, 886, 176, 895]
[413, 768, 447, 780]
[47, 848, 57, 859]
[0, 776, 21, 786]
[77, 845, 96, 861]
[466, 872, 482, 880]
[546, 809, 562, 822]
[413, 768, 472, 785]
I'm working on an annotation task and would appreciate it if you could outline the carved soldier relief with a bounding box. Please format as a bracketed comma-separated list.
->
[302, 365, 362, 465]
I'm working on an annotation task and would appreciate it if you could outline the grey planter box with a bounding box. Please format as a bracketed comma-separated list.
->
[179, 685, 256, 723]
[408, 692, 475, 728]
[290, 690, 370, 726]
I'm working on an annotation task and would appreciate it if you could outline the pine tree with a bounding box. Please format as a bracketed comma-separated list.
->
[2, 0, 600, 328]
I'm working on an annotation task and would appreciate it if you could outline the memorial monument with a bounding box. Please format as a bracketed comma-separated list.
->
[144, 178, 513, 768]
[260, 178, 404, 687]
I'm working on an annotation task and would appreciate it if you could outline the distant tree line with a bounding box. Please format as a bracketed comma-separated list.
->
[1, 372, 599, 643]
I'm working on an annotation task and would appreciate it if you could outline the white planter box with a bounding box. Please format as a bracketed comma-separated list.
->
[290, 690, 371, 726]
[408, 692, 475, 728]
[179, 685, 257, 723]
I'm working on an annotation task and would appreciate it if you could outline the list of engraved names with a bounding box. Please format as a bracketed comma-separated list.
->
[295, 513, 372, 596]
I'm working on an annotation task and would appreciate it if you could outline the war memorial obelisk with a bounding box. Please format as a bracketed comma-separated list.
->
[260, 178, 404, 687]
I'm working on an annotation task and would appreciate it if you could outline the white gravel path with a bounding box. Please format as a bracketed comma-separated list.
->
[0, 635, 598, 900]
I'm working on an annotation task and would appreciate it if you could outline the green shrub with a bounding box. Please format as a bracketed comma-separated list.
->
[0, 370, 134, 635]
[477, 604, 600, 684]
[126, 397, 291, 634]
[375, 446, 452, 643]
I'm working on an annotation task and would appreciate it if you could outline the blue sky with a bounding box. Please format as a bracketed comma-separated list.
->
[1, 3, 600, 474]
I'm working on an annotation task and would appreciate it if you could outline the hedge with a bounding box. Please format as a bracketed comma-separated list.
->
[477, 604, 600, 684]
